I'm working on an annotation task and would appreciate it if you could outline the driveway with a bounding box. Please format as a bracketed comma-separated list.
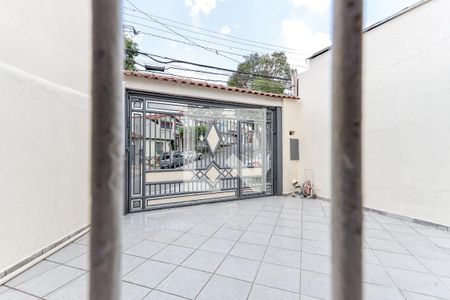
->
[2, 197, 450, 299]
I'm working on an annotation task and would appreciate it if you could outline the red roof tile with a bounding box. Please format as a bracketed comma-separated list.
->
[124, 71, 300, 100]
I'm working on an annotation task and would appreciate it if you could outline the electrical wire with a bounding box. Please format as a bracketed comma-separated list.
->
[132, 29, 246, 58]
[125, 0, 240, 63]
[124, 20, 308, 59]
[123, 12, 310, 57]
[128, 50, 291, 81]
[123, 7, 303, 53]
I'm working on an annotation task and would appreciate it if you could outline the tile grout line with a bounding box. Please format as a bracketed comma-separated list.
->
[148, 200, 264, 299]
[377, 214, 450, 297]
[41, 271, 87, 299]
[368, 214, 412, 299]
[192, 199, 268, 299]
[245, 198, 286, 300]
[299, 198, 306, 300]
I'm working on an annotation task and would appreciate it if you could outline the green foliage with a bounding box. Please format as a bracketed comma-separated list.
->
[178, 124, 208, 140]
[228, 52, 292, 94]
[195, 124, 208, 139]
[125, 35, 138, 71]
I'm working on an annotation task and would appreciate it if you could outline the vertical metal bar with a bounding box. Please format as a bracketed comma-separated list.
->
[154, 114, 157, 171]
[90, 0, 122, 299]
[331, 0, 363, 300]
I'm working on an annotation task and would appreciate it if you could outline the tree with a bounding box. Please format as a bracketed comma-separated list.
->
[124, 35, 138, 71]
[228, 52, 292, 94]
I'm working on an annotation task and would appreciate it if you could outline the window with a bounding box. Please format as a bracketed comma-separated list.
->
[155, 142, 163, 154]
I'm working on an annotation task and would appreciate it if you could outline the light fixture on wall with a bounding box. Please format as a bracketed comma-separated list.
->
[289, 130, 295, 136]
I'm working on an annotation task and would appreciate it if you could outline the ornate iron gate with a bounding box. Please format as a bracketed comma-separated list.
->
[126, 92, 277, 212]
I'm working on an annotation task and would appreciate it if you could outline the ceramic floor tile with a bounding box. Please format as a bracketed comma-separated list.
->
[216, 255, 260, 282]
[45, 274, 88, 300]
[199, 238, 236, 254]
[122, 260, 176, 288]
[229, 242, 266, 261]
[156, 266, 211, 299]
[172, 233, 208, 249]
[46, 244, 88, 264]
[124, 240, 168, 258]
[212, 228, 243, 241]
[196, 275, 251, 300]
[143, 290, 185, 299]
[239, 232, 271, 246]
[263, 247, 301, 268]
[300, 270, 331, 300]
[182, 249, 225, 273]
[148, 230, 184, 244]
[0, 289, 39, 300]
[5, 261, 60, 287]
[269, 235, 302, 251]
[151, 245, 194, 265]
[15, 265, 84, 297]
[255, 263, 300, 293]
[248, 284, 299, 300]
[301, 253, 331, 274]
[386, 267, 450, 298]
[374, 250, 428, 272]
[363, 283, 404, 300]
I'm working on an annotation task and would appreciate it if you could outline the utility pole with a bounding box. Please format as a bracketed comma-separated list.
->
[331, 0, 363, 299]
[90, 0, 123, 299]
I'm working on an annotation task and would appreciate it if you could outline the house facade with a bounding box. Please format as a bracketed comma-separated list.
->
[123, 71, 301, 212]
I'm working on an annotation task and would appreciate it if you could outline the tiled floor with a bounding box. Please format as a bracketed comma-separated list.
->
[2, 196, 450, 299]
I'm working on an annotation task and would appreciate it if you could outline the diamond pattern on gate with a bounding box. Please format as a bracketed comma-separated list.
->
[205, 123, 221, 154]
[205, 163, 221, 183]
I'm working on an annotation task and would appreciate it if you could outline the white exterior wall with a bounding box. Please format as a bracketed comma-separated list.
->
[298, 0, 450, 225]
[0, 1, 91, 273]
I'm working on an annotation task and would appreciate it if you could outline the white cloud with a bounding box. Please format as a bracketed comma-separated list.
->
[281, 19, 331, 68]
[185, 0, 216, 22]
[291, 0, 330, 14]
[220, 25, 230, 34]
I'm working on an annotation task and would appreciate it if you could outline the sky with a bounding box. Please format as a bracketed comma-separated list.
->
[123, 0, 421, 82]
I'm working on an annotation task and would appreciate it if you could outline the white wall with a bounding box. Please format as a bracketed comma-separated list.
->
[298, 0, 450, 226]
[0, 1, 91, 273]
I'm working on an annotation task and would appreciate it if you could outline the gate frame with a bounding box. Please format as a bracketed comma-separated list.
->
[124, 89, 283, 214]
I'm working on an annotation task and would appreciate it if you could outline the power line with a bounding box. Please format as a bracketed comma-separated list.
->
[123, 7, 303, 53]
[125, 0, 240, 63]
[125, 27, 246, 59]
[124, 20, 307, 59]
[135, 62, 293, 89]
[123, 11, 310, 57]
[125, 26, 307, 70]
[129, 50, 291, 81]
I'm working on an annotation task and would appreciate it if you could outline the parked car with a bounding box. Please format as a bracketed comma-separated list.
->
[183, 150, 202, 161]
[160, 151, 184, 169]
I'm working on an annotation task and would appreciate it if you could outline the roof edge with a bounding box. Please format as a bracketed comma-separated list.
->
[123, 71, 300, 100]
[308, 0, 432, 60]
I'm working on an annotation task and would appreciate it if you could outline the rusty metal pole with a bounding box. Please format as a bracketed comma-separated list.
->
[331, 0, 363, 299]
[90, 0, 123, 299]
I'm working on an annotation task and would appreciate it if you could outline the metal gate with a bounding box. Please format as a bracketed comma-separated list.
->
[126, 92, 278, 212]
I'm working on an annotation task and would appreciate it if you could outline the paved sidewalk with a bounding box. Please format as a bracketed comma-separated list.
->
[2, 196, 450, 299]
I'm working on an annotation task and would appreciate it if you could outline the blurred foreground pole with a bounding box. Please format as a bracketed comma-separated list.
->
[331, 0, 363, 300]
[90, 0, 123, 299]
